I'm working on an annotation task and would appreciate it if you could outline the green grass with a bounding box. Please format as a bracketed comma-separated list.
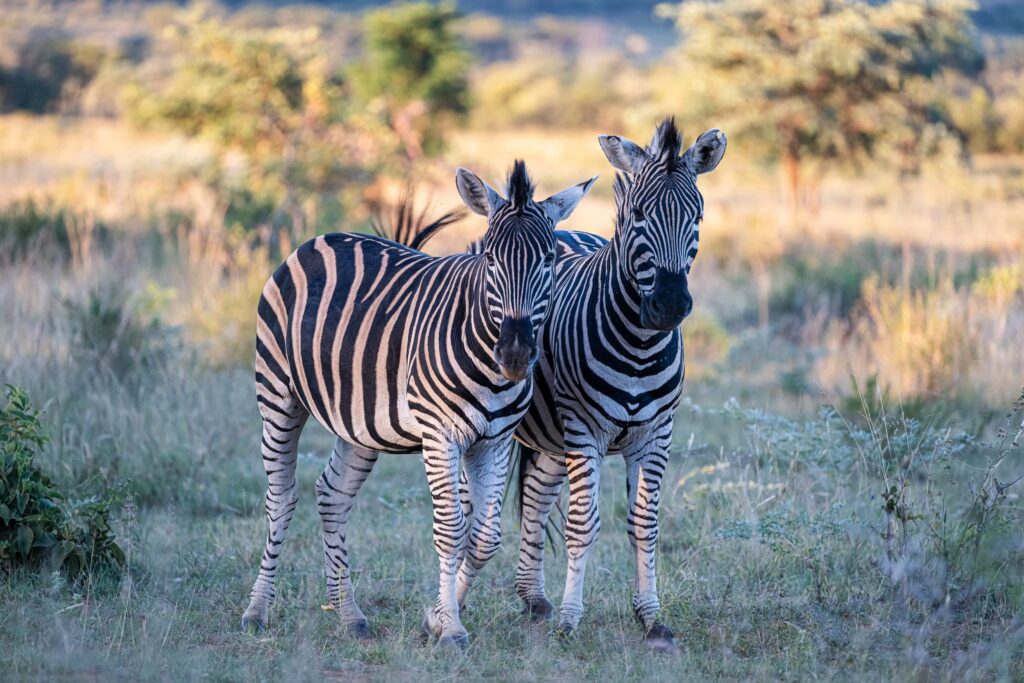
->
[1, 249, 1022, 682]
[1, 354, 1022, 680]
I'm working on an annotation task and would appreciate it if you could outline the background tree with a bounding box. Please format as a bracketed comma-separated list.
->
[124, 19, 367, 251]
[348, 1, 471, 161]
[0, 30, 106, 114]
[657, 0, 984, 212]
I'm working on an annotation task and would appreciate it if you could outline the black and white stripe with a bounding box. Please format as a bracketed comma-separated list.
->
[241, 161, 595, 646]
[511, 120, 727, 648]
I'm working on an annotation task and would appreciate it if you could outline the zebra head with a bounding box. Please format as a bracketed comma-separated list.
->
[456, 161, 596, 381]
[599, 118, 727, 331]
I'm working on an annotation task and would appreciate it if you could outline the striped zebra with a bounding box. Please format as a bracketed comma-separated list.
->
[511, 119, 727, 650]
[394, 121, 727, 648]
[241, 161, 596, 647]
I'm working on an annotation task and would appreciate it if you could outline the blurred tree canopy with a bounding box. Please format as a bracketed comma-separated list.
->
[348, 1, 470, 160]
[658, 0, 985, 209]
[124, 19, 364, 246]
[0, 31, 106, 114]
[122, 3, 470, 244]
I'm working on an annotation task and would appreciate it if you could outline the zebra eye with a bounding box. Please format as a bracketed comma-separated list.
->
[543, 251, 555, 266]
[485, 252, 496, 268]
[632, 207, 645, 222]
[696, 215, 704, 225]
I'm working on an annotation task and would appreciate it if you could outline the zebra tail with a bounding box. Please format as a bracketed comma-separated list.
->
[369, 185, 465, 251]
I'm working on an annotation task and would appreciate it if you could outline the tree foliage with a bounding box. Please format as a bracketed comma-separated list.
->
[124, 19, 365, 243]
[0, 31, 106, 114]
[658, 0, 984, 201]
[348, 1, 471, 159]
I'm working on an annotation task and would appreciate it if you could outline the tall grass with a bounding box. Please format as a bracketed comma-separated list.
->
[813, 266, 1024, 404]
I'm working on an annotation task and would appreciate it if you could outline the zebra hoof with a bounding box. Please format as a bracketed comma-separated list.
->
[554, 621, 577, 639]
[241, 612, 267, 634]
[437, 632, 469, 650]
[346, 619, 371, 641]
[522, 598, 555, 622]
[240, 606, 268, 634]
[643, 622, 677, 653]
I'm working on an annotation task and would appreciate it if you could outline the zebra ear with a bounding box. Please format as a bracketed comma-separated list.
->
[455, 167, 503, 216]
[684, 128, 727, 175]
[598, 135, 647, 174]
[540, 176, 597, 225]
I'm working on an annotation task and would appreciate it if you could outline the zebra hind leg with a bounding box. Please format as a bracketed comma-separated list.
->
[316, 438, 379, 640]
[515, 447, 565, 622]
[242, 398, 309, 632]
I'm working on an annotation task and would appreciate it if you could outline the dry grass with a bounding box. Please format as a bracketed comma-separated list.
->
[2, 114, 1024, 679]
[812, 270, 1024, 403]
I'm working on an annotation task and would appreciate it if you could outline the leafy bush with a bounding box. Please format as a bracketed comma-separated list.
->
[658, 0, 983, 208]
[0, 385, 123, 580]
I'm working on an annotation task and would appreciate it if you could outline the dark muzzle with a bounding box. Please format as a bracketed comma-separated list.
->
[493, 317, 538, 381]
[640, 268, 693, 331]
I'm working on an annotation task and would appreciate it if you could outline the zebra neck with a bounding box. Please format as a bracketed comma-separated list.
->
[464, 266, 501, 362]
[602, 235, 673, 347]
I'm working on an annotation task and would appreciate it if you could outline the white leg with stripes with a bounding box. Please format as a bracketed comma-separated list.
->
[316, 438, 379, 639]
[419, 436, 470, 647]
[515, 447, 565, 620]
[242, 404, 308, 631]
[623, 424, 675, 650]
[455, 438, 511, 608]
[558, 445, 602, 633]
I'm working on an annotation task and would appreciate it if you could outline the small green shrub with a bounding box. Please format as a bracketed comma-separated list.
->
[0, 385, 124, 580]
[64, 284, 178, 381]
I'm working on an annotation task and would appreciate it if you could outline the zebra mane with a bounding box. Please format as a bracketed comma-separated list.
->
[505, 160, 535, 212]
[647, 117, 683, 173]
[369, 189, 465, 251]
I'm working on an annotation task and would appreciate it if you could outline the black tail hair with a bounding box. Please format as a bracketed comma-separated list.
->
[370, 186, 465, 251]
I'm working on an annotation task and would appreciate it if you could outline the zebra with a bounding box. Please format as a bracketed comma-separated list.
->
[384, 120, 726, 648]
[510, 119, 727, 650]
[241, 161, 596, 648]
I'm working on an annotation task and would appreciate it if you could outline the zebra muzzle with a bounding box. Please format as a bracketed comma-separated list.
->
[640, 268, 693, 331]
[493, 317, 537, 381]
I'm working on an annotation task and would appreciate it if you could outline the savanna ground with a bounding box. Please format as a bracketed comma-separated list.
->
[2, 1, 1024, 681]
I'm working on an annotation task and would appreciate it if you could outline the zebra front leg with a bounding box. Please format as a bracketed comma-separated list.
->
[625, 430, 674, 652]
[316, 438, 379, 640]
[558, 444, 603, 634]
[455, 438, 512, 609]
[420, 437, 470, 648]
[242, 405, 309, 632]
[515, 446, 565, 621]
